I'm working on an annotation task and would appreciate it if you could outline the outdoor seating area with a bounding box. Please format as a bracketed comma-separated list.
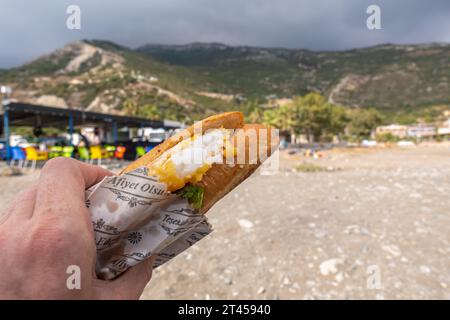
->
[2, 144, 156, 168]
[0, 102, 183, 167]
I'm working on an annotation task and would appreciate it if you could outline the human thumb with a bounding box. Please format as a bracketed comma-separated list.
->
[102, 256, 156, 299]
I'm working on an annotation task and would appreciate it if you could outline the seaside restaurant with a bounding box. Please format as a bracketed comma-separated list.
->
[0, 102, 182, 161]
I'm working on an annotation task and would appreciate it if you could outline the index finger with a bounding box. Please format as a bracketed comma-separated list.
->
[33, 157, 112, 220]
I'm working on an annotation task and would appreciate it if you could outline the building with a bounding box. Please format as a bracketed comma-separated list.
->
[375, 124, 409, 138]
[406, 124, 437, 138]
[437, 118, 450, 136]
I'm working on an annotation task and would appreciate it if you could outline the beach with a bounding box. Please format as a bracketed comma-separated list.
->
[1, 143, 449, 299]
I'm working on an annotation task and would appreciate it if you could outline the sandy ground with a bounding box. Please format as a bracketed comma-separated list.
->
[0, 143, 449, 299]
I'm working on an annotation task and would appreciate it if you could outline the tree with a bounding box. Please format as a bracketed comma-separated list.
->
[290, 93, 349, 142]
[375, 132, 398, 143]
[123, 99, 138, 116]
[246, 101, 264, 123]
[139, 104, 163, 120]
[348, 108, 383, 139]
[263, 105, 295, 137]
[247, 92, 350, 143]
[328, 104, 349, 141]
[294, 93, 329, 141]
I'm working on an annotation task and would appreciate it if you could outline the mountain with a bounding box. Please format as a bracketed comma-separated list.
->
[0, 40, 231, 121]
[1, 39, 450, 123]
[138, 42, 450, 109]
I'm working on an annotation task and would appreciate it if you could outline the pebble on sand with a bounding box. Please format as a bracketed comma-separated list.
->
[257, 286, 266, 294]
[319, 258, 344, 276]
[237, 219, 254, 231]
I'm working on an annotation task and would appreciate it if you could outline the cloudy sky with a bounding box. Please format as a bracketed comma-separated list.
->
[1, 0, 449, 68]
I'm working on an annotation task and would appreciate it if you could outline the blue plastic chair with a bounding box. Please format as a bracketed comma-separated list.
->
[11, 147, 26, 160]
[145, 145, 154, 153]
[9, 147, 27, 168]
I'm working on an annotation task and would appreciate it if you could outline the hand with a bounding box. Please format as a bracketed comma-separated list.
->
[0, 158, 154, 299]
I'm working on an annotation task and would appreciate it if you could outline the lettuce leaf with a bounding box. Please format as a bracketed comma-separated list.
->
[176, 184, 204, 209]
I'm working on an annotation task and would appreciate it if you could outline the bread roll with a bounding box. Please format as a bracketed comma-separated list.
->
[120, 112, 277, 213]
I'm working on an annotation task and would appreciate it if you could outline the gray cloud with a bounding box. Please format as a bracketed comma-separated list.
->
[1, 0, 450, 67]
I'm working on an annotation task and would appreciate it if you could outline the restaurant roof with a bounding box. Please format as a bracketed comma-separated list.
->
[0, 102, 182, 130]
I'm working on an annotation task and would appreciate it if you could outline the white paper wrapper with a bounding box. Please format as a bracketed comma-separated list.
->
[85, 167, 213, 280]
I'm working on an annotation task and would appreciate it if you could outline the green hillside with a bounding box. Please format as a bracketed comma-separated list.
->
[1, 40, 449, 125]
[138, 42, 450, 109]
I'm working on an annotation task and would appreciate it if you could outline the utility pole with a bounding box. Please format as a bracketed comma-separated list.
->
[1, 86, 12, 161]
